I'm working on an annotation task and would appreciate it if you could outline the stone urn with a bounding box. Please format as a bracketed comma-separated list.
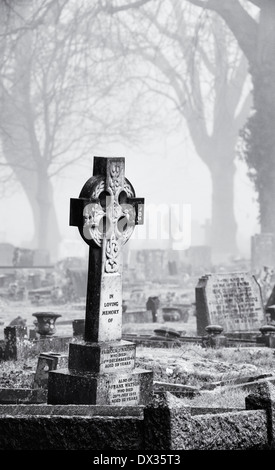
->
[32, 312, 61, 336]
[203, 324, 228, 348]
[258, 324, 275, 347]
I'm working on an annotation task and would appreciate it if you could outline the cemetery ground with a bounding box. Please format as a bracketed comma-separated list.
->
[1, 296, 275, 410]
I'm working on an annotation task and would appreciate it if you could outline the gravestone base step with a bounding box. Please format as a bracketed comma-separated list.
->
[47, 368, 153, 406]
[68, 340, 136, 373]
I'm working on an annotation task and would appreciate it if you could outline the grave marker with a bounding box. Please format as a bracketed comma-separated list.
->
[196, 272, 265, 335]
[251, 233, 275, 272]
[4, 326, 28, 360]
[47, 156, 153, 405]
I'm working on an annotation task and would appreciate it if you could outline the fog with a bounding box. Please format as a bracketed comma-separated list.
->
[0, 1, 266, 265]
[0, 129, 259, 260]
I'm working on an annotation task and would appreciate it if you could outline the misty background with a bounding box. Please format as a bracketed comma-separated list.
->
[1, 0, 270, 266]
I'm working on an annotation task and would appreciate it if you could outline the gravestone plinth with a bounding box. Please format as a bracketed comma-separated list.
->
[47, 156, 153, 406]
[196, 272, 265, 335]
[68, 340, 135, 373]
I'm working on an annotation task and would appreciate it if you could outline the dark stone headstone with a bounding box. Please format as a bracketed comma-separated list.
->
[33, 352, 68, 388]
[72, 319, 85, 337]
[146, 296, 160, 322]
[4, 326, 28, 360]
[47, 156, 153, 406]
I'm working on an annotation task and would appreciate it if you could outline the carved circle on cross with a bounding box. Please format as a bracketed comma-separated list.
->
[78, 174, 136, 248]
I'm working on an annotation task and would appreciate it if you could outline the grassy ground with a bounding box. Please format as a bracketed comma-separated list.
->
[1, 299, 274, 409]
[1, 342, 274, 408]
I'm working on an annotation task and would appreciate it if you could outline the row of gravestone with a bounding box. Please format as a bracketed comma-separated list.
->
[2, 156, 274, 412]
[1, 269, 271, 360]
[0, 244, 50, 267]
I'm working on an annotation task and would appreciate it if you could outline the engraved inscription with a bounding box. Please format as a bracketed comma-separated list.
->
[109, 375, 140, 405]
[204, 272, 264, 331]
[98, 274, 122, 342]
[102, 345, 135, 372]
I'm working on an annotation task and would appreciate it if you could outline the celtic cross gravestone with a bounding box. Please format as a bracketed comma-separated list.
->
[47, 156, 153, 405]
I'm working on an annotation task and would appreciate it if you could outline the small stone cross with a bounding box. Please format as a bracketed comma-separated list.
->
[70, 156, 144, 342]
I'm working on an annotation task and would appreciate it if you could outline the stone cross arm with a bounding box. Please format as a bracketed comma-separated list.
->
[69, 157, 144, 248]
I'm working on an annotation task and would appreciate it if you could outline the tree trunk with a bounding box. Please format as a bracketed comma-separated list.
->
[0, 10, 61, 262]
[0, 124, 61, 262]
[209, 157, 238, 257]
[249, 72, 275, 233]
[246, 2, 275, 234]
[187, 0, 275, 241]
[33, 173, 61, 262]
[190, 121, 239, 257]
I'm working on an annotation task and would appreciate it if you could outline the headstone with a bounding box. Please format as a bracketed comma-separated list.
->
[135, 249, 169, 280]
[12, 247, 34, 266]
[47, 156, 153, 406]
[0, 243, 14, 266]
[251, 233, 275, 272]
[33, 352, 68, 388]
[72, 319, 85, 338]
[146, 296, 160, 322]
[168, 260, 178, 275]
[196, 272, 265, 335]
[4, 326, 28, 360]
[66, 268, 87, 299]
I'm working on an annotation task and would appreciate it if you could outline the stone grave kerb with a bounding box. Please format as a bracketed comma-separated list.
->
[47, 156, 153, 406]
[69, 156, 144, 343]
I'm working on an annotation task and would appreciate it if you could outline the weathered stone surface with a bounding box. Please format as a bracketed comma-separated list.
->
[144, 392, 193, 450]
[47, 368, 153, 406]
[246, 380, 275, 447]
[196, 272, 265, 335]
[0, 403, 143, 417]
[33, 352, 68, 388]
[4, 325, 28, 360]
[48, 156, 152, 407]
[190, 409, 268, 450]
[0, 415, 143, 450]
[0, 391, 273, 450]
[0, 388, 47, 404]
[68, 340, 135, 374]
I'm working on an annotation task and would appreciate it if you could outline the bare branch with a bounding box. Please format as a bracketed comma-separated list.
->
[104, 0, 152, 14]
[187, 0, 259, 64]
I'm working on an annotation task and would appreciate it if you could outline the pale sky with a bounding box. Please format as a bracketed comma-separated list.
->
[0, 127, 259, 260]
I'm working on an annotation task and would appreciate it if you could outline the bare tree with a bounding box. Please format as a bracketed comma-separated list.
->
[101, 0, 252, 257]
[0, 0, 160, 261]
[183, 0, 275, 241]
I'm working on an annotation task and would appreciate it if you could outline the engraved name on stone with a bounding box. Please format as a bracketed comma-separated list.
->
[102, 346, 135, 372]
[109, 375, 140, 405]
[204, 273, 263, 331]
